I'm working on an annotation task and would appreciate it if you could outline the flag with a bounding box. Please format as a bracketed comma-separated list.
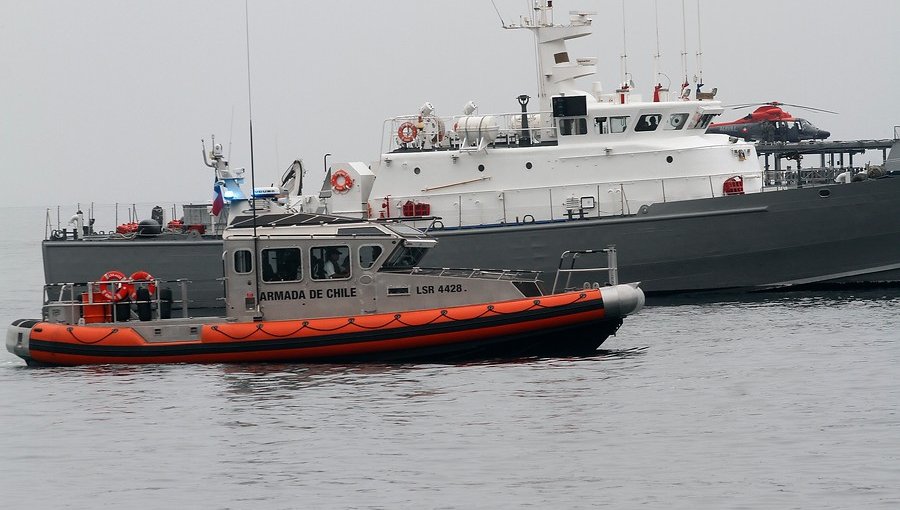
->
[211, 182, 225, 216]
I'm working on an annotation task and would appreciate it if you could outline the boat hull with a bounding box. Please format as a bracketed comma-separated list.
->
[9, 290, 622, 366]
[42, 178, 900, 299]
[423, 177, 900, 293]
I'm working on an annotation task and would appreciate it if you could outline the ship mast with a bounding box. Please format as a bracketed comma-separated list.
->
[505, 1, 597, 120]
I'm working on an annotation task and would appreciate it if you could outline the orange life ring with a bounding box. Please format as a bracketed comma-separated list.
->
[397, 122, 418, 143]
[129, 270, 157, 300]
[331, 169, 354, 193]
[99, 270, 133, 302]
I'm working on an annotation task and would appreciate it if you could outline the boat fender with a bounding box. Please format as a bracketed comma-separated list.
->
[99, 270, 133, 302]
[331, 169, 354, 193]
[129, 271, 157, 300]
[397, 122, 418, 143]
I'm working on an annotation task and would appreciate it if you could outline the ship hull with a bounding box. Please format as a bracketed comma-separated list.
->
[9, 291, 620, 366]
[42, 178, 900, 301]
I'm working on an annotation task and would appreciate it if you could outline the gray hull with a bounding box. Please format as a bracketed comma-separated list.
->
[424, 178, 900, 293]
[42, 178, 900, 306]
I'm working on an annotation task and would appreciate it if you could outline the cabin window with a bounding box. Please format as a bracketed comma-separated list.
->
[665, 113, 689, 130]
[593, 117, 609, 134]
[310, 245, 350, 280]
[261, 247, 302, 283]
[234, 250, 252, 274]
[559, 118, 588, 136]
[380, 245, 429, 271]
[610, 116, 630, 133]
[554, 52, 570, 64]
[359, 245, 384, 269]
[635, 114, 662, 132]
[691, 113, 717, 130]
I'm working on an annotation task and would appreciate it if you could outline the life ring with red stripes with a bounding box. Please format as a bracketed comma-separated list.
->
[129, 270, 157, 300]
[331, 169, 354, 193]
[99, 270, 133, 302]
[397, 122, 418, 143]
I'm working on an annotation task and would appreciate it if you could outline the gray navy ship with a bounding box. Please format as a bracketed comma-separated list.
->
[42, 2, 900, 310]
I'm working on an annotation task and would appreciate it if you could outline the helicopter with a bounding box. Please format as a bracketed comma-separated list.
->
[707, 102, 834, 142]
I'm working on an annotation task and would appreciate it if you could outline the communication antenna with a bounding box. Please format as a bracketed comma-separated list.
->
[695, 0, 704, 88]
[619, 0, 631, 89]
[244, 0, 260, 310]
[227, 104, 235, 160]
[680, 0, 690, 95]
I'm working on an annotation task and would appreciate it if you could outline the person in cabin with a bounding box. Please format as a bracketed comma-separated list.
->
[323, 248, 346, 278]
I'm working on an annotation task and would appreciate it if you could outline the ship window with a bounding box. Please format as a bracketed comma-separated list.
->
[234, 250, 252, 274]
[554, 52, 570, 64]
[692, 113, 718, 129]
[559, 118, 588, 136]
[359, 245, 383, 269]
[310, 245, 350, 280]
[665, 113, 689, 130]
[594, 117, 609, 134]
[635, 114, 662, 132]
[610, 116, 630, 133]
[261, 247, 302, 283]
[380, 245, 429, 271]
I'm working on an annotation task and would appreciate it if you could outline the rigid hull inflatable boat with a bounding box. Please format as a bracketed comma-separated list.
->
[9, 213, 644, 366]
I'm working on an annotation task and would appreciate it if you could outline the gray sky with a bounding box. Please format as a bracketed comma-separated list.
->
[3, 1, 898, 209]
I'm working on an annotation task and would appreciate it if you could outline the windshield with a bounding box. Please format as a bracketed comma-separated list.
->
[380, 245, 429, 270]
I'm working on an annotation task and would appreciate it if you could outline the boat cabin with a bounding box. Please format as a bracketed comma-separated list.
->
[222, 213, 544, 322]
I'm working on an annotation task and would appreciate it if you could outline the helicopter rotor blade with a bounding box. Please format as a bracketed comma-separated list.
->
[723, 101, 837, 114]
[775, 103, 838, 115]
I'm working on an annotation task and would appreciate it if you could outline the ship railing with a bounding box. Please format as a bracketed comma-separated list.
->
[379, 171, 764, 228]
[42, 278, 195, 324]
[764, 166, 869, 188]
[381, 266, 542, 283]
[382, 111, 558, 153]
[551, 247, 619, 294]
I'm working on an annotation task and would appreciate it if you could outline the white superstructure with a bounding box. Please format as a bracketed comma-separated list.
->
[301, 1, 762, 229]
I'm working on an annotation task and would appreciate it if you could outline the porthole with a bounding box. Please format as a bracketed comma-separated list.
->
[666, 156, 674, 163]
[525, 162, 533, 169]
[413, 167, 421, 175]
[478, 164, 485, 172]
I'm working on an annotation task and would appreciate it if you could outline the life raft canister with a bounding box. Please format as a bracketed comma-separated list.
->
[397, 122, 418, 143]
[99, 270, 133, 302]
[129, 270, 157, 300]
[331, 169, 354, 193]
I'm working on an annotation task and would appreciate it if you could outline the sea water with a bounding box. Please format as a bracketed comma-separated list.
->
[1, 206, 898, 509]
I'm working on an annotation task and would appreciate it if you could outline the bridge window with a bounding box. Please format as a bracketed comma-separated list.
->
[359, 245, 383, 269]
[310, 245, 350, 280]
[261, 247, 302, 283]
[594, 117, 609, 134]
[234, 250, 252, 274]
[691, 113, 717, 130]
[665, 113, 689, 130]
[380, 245, 429, 271]
[559, 117, 588, 136]
[610, 116, 630, 133]
[635, 114, 662, 132]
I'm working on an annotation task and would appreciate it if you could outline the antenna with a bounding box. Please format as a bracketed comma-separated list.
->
[489, 0, 507, 27]
[695, 0, 704, 87]
[227, 104, 235, 160]
[244, 0, 260, 312]
[619, 0, 631, 90]
[680, 0, 689, 94]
